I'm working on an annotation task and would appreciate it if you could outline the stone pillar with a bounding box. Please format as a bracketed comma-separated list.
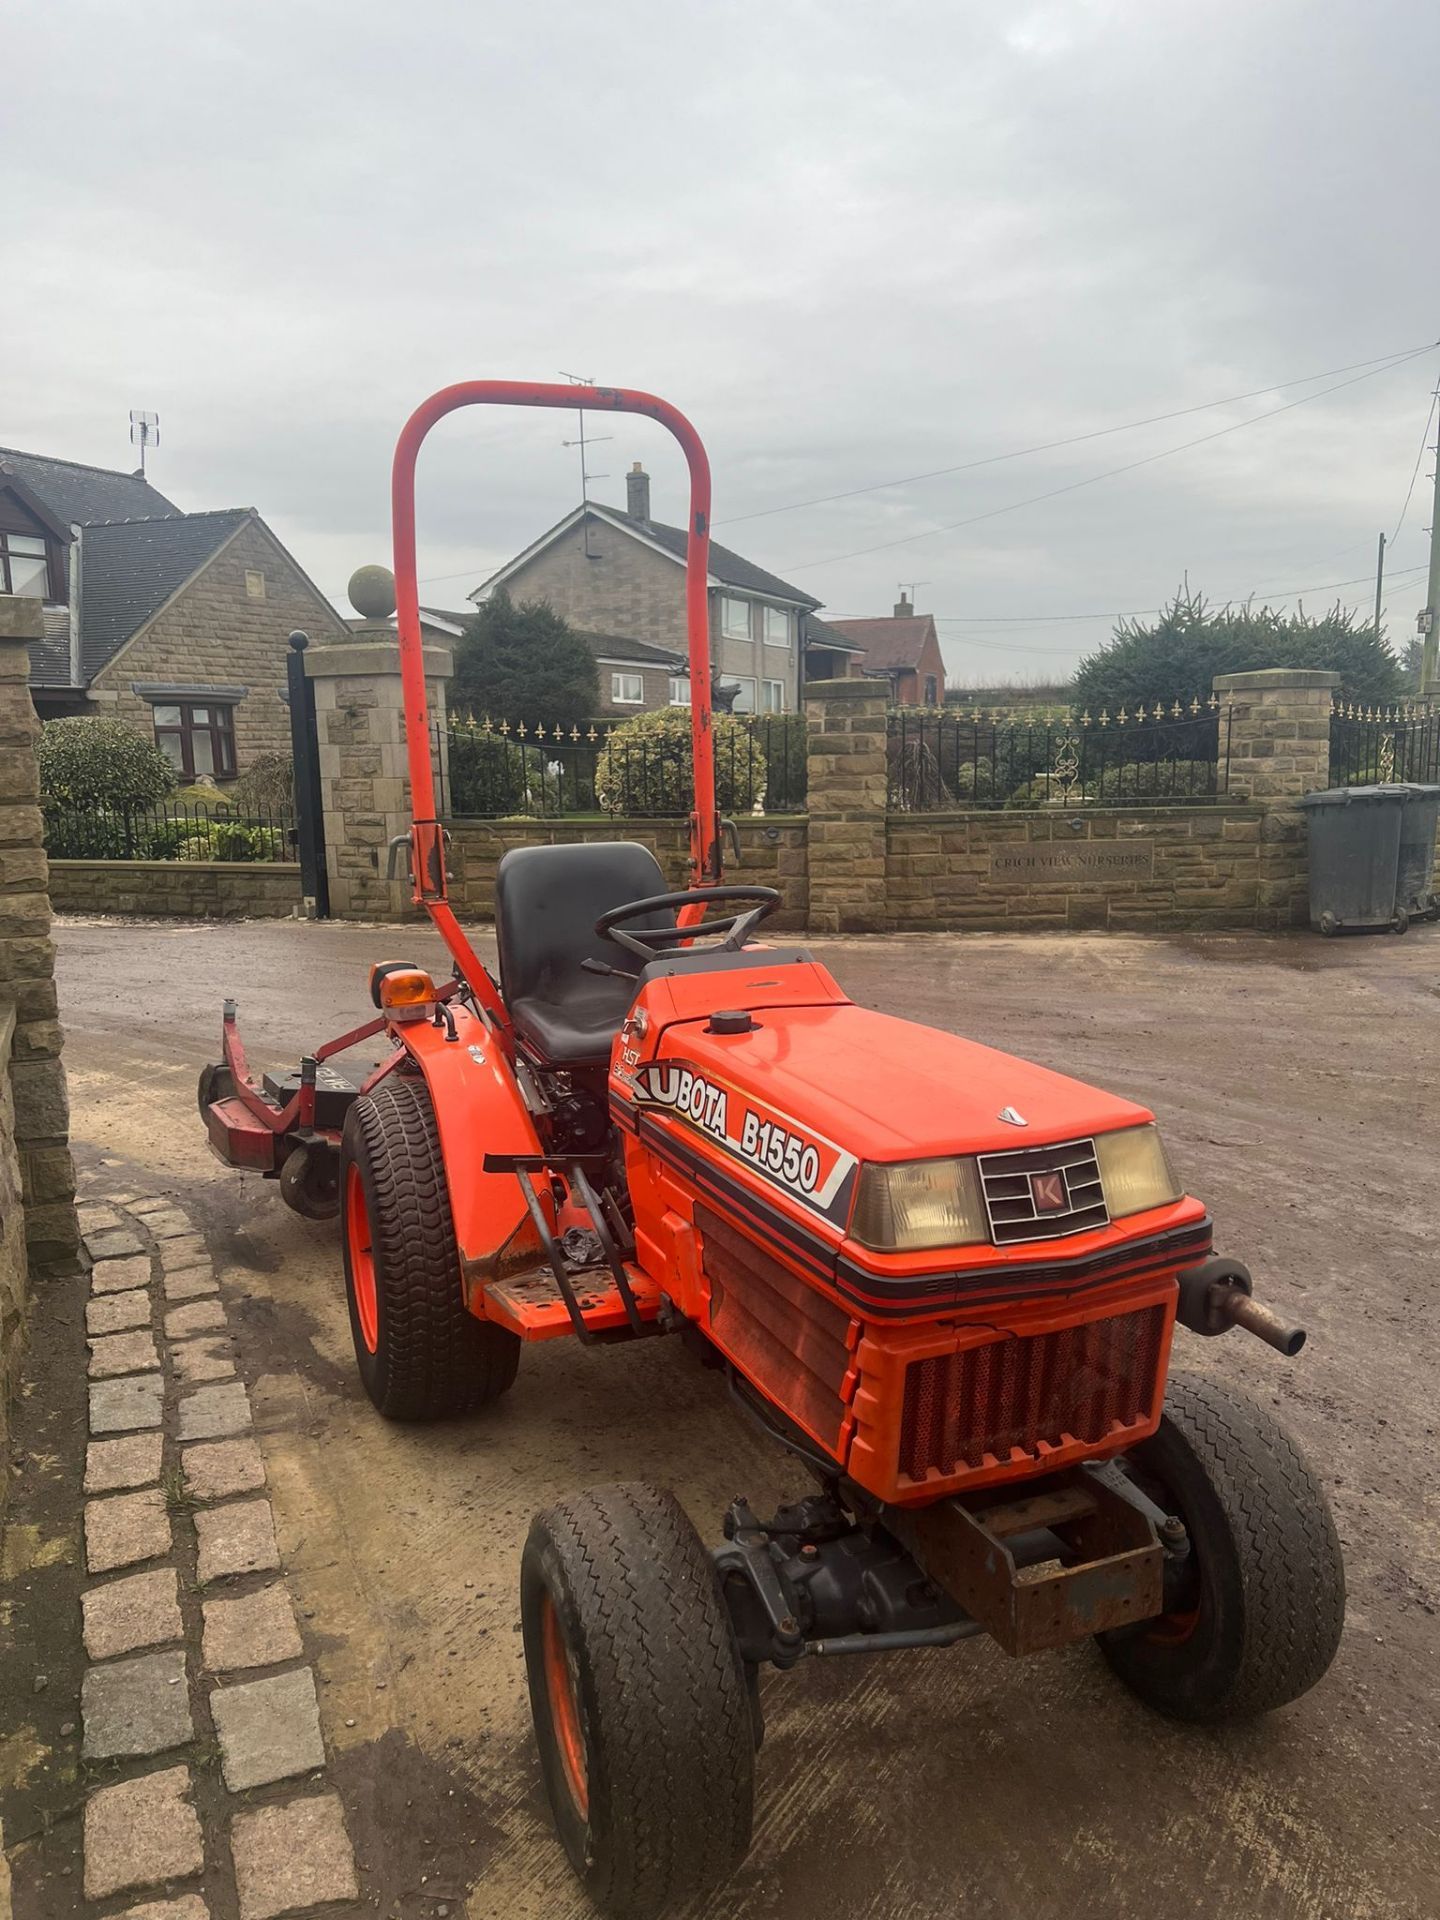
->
[304, 569, 453, 920]
[0, 596, 79, 1481]
[1214, 668, 1339, 802]
[1215, 668, 1340, 930]
[805, 678, 889, 933]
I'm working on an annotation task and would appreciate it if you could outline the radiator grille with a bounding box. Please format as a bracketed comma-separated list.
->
[979, 1137, 1108, 1244]
[898, 1304, 1166, 1481]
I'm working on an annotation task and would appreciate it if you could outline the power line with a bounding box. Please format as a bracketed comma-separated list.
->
[1390, 388, 1439, 545]
[778, 344, 1440, 574]
[717, 342, 1440, 527]
[917, 564, 1430, 626]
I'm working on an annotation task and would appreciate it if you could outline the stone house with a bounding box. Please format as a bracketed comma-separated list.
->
[471, 463, 830, 714]
[824, 594, 947, 706]
[3, 446, 346, 779]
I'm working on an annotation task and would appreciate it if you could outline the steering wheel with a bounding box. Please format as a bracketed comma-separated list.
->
[596, 886, 781, 963]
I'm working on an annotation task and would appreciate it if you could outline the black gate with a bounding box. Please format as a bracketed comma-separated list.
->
[286, 630, 329, 918]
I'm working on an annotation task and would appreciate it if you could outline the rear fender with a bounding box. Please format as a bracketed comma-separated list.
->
[392, 1004, 544, 1309]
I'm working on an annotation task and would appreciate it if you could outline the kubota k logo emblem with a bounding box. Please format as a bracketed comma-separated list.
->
[1031, 1171, 1067, 1213]
[998, 1106, 1027, 1127]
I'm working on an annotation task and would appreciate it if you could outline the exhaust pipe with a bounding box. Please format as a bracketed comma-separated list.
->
[1175, 1257, 1307, 1357]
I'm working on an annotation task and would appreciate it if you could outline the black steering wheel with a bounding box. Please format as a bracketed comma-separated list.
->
[596, 886, 781, 963]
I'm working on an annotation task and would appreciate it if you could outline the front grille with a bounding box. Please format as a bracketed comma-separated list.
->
[979, 1137, 1108, 1244]
[898, 1303, 1166, 1481]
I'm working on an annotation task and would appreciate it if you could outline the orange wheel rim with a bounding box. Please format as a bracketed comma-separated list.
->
[541, 1591, 588, 1819]
[345, 1164, 379, 1355]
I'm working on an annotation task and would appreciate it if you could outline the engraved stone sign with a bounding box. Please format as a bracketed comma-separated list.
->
[989, 841, 1155, 883]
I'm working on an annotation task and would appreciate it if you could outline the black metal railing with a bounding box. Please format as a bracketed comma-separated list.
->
[42, 797, 297, 863]
[444, 712, 804, 818]
[1328, 700, 1439, 786]
[888, 700, 1228, 811]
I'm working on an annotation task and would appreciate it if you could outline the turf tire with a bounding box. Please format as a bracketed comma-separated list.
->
[339, 1074, 519, 1420]
[521, 1483, 755, 1920]
[1099, 1370, 1344, 1722]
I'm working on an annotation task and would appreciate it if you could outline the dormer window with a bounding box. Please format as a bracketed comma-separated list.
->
[0, 530, 51, 598]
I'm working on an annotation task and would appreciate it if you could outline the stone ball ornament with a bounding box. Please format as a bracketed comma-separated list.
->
[348, 565, 397, 620]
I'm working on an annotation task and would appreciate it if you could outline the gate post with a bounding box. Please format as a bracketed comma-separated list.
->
[805, 679, 889, 932]
[302, 568, 453, 919]
[286, 631, 329, 919]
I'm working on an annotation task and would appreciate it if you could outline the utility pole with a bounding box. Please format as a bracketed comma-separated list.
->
[1420, 423, 1440, 697]
[1374, 530, 1385, 637]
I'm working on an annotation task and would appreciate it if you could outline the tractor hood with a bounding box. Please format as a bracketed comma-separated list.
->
[654, 998, 1152, 1163]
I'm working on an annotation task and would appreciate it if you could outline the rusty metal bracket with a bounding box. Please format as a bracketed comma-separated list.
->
[889, 1467, 1163, 1657]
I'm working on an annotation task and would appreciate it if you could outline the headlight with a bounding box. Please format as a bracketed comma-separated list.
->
[851, 1157, 988, 1252]
[1095, 1124, 1181, 1218]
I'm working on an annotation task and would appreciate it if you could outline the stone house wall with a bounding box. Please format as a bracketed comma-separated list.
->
[88, 517, 348, 774]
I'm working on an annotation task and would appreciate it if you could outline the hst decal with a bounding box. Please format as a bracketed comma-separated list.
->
[630, 1062, 857, 1221]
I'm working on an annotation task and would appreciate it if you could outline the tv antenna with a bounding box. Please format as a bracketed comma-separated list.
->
[129, 410, 160, 477]
[559, 373, 610, 556]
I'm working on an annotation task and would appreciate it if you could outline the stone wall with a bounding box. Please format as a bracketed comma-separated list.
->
[48, 861, 301, 920]
[887, 807, 1270, 932]
[805, 680, 889, 932]
[89, 517, 349, 772]
[0, 598, 79, 1500]
[446, 817, 808, 930]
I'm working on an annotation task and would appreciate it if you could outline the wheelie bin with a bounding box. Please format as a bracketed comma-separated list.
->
[1395, 783, 1440, 925]
[1297, 785, 1409, 936]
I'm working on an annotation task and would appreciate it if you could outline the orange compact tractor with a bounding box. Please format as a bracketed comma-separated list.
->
[202, 384, 1343, 1920]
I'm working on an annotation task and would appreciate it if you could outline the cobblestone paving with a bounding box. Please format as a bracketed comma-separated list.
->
[68, 1192, 361, 1917]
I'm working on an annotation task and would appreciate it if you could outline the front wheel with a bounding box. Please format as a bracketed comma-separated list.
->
[339, 1075, 520, 1420]
[1099, 1372, 1344, 1722]
[521, 1483, 755, 1920]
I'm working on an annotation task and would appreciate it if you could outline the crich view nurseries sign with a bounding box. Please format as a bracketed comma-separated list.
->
[989, 842, 1156, 882]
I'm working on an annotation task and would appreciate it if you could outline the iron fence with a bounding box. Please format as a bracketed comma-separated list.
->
[42, 796, 296, 863]
[888, 699, 1229, 811]
[1328, 700, 1440, 787]
[444, 712, 804, 818]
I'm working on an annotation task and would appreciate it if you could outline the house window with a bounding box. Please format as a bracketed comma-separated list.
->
[924, 675, 938, 705]
[728, 676, 758, 714]
[763, 606, 790, 645]
[153, 702, 237, 780]
[668, 676, 691, 706]
[610, 671, 645, 706]
[720, 596, 751, 639]
[761, 680, 785, 712]
[0, 531, 50, 598]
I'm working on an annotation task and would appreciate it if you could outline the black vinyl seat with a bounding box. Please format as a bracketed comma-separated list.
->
[494, 841, 668, 1067]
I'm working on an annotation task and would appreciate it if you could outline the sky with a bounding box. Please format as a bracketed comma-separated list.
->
[6, 0, 1438, 685]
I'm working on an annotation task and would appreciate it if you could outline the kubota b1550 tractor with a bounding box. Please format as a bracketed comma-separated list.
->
[202, 383, 1344, 1920]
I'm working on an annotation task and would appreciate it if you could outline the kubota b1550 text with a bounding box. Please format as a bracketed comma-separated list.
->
[201, 382, 1343, 1920]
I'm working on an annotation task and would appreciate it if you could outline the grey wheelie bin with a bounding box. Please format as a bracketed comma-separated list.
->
[1297, 784, 1409, 936]
[1396, 783, 1440, 925]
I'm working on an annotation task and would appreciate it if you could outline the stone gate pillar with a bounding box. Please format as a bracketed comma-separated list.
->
[1215, 668, 1340, 929]
[804, 679, 889, 932]
[302, 568, 453, 920]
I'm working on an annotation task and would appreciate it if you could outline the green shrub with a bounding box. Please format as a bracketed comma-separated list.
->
[744, 713, 805, 809]
[174, 822, 284, 862]
[38, 717, 174, 809]
[228, 752, 294, 816]
[595, 707, 765, 817]
[448, 730, 562, 816]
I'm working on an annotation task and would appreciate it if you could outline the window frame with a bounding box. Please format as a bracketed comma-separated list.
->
[924, 675, 939, 706]
[763, 605, 791, 646]
[153, 701, 238, 781]
[610, 670, 645, 706]
[0, 529, 54, 599]
[667, 675, 691, 706]
[728, 675, 758, 714]
[761, 679, 786, 712]
[720, 595, 752, 639]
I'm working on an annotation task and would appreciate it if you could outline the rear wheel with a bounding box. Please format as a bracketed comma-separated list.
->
[339, 1075, 519, 1420]
[521, 1483, 755, 1920]
[1099, 1372, 1344, 1722]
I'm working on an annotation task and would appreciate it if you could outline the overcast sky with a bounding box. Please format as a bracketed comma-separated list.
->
[7, 0, 1438, 683]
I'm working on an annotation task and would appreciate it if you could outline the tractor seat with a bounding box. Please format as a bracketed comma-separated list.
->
[494, 841, 668, 1068]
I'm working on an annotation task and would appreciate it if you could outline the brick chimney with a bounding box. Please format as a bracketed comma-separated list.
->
[893, 591, 915, 618]
[626, 461, 651, 522]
